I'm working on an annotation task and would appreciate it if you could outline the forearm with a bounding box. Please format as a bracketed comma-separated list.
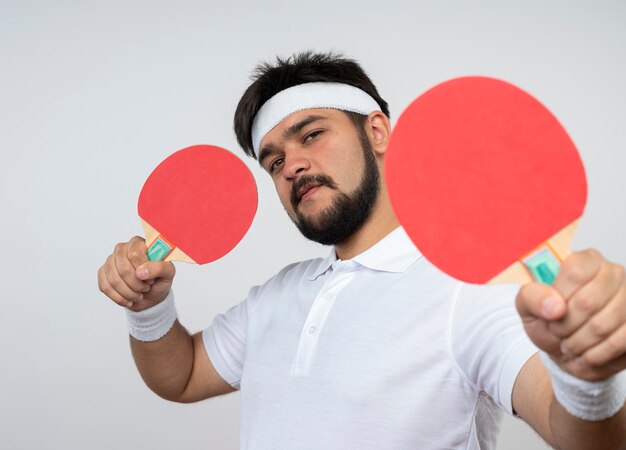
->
[515, 354, 626, 450]
[130, 320, 194, 401]
[549, 400, 626, 450]
[537, 352, 626, 449]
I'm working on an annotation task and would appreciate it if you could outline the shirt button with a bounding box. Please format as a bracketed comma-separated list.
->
[308, 325, 316, 334]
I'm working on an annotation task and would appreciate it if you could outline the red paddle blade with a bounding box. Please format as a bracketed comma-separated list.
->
[386, 77, 587, 284]
[138, 144, 257, 265]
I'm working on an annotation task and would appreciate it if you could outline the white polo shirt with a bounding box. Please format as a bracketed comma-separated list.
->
[203, 227, 537, 449]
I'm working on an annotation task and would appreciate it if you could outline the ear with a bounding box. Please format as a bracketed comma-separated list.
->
[366, 111, 392, 155]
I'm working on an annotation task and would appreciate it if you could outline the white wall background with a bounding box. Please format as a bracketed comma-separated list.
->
[1, 1, 625, 449]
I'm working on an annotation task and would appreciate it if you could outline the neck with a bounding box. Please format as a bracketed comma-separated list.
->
[334, 186, 400, 260]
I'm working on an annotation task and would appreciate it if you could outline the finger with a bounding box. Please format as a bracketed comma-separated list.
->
[105, 253, 145, 302]
[560, 284, 626, 357]
[136, 260, 176, 283]
[98, 266, 134, 308]
[516, 283, 566, 355]
[579, 321, 626, 369]
[113, 242, 151, 293]
[559, 351, 626, 382]
[552, 249, 602, 301]
[126, 236, 149, 269]
[549, 259, 623, 338]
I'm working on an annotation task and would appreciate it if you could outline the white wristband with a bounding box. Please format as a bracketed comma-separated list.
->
[540, 351, 626, 421]
[126, 290, 177, 342]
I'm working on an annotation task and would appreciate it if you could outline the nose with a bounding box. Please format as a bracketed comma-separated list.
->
[282, 149, 311, 180]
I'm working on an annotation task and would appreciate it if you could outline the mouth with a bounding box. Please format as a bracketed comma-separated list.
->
[297, 183, 322, 202]
[290, 174, 337, 210]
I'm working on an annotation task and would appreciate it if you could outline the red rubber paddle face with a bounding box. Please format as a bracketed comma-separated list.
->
[386, 77, 587, 283]
[138, 144, 257, 264]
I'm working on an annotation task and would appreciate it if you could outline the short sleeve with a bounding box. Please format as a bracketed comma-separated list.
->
[202, 285, 261, 389]
[202, 261, 312, 390]
[450, 283, 538, 414]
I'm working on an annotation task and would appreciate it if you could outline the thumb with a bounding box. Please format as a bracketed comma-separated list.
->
[516, 282, 567, 322]
[135, 260, 176, 283]
[516, 282, 566, 355]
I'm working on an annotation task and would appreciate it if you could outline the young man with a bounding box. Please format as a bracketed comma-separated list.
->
[98, 52, 626, 449]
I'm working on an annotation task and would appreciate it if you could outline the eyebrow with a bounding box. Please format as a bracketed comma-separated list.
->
[258, 114, 328, 166]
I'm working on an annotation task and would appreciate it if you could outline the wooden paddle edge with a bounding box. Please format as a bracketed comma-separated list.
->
[488, 219, 580, 285]
[141, 219, 197, 264]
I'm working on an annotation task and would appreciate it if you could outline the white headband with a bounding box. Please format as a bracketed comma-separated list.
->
[251, 82, 381, 153]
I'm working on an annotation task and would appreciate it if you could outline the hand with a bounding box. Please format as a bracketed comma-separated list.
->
[517, 249, 626, 381]
[97, 236, 176, 312]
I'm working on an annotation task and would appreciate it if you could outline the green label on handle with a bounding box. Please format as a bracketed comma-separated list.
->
[523, 247, 560, 285]
[147, 237, 173, 261]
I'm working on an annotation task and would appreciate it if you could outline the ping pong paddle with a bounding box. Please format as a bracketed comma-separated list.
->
[138, 144, 257, 264]
[386, 76, 587, 285]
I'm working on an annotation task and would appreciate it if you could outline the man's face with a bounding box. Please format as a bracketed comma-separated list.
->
[258, 108, 380, 245]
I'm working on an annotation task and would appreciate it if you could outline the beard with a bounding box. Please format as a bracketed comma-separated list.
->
[289, 129, 380, 246]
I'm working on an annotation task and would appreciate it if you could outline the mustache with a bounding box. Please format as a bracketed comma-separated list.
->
[290, 174, 337, 208]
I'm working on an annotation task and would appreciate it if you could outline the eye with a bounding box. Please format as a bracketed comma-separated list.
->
[268, 157, 284, 174]
[303, 130, 323, 143]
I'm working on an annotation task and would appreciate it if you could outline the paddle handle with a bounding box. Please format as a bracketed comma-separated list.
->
[522, 244, 563, 285]
[147, 235, 175, 261]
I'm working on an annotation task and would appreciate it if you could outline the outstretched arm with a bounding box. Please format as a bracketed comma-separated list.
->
[514, 249, 626, 449]
[98, 236, 235, 402]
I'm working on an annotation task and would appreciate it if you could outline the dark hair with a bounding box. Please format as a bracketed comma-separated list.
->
[233, 51, 390, 159]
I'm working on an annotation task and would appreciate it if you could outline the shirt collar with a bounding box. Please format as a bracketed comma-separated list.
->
[306, 227, 422, 280]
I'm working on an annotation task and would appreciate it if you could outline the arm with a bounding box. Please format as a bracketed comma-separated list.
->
[514, 250, 626, 450]
[514, 354, 625, 449]
[130, 324, 235, 402]
[98, 237, 235, 403]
